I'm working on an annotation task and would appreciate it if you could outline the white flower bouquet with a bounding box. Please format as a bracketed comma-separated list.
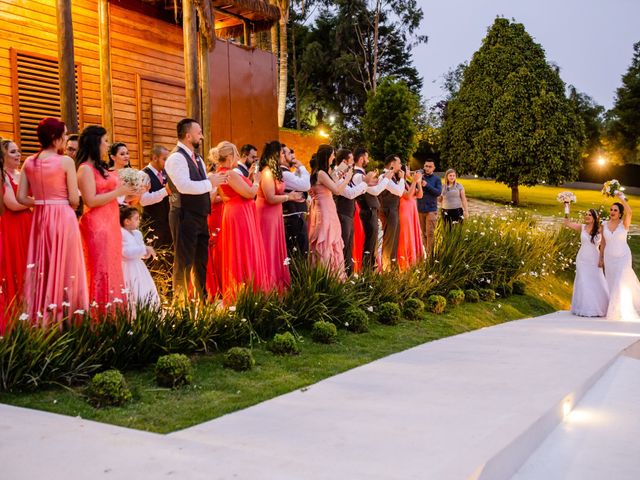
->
[601, 179, 625, 199]
[556, 191, 576, 215]
[118, 167, 150, 193]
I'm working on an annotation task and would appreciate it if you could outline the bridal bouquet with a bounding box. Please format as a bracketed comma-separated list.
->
[557, 191, 577, 215]
[601, 179, 625, 198]
[118, 167, 150, 193]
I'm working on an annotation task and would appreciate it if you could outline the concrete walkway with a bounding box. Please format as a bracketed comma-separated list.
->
[1, 311, 639, 480]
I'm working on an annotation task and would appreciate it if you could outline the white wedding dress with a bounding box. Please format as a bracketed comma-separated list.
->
[603, 221, 640, 321]
[571, 226, 609, 317]
[121, 228, 160, 308]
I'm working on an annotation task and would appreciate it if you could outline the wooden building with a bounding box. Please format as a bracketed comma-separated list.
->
[0, 0, 280, 167]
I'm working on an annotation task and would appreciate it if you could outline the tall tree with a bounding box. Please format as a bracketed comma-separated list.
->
[567, 86, 605, 162]
[440, 18, 585, 204]
[607, 41, 640, 164]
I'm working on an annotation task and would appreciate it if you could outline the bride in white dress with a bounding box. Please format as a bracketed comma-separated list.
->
[564, 208, 609, 317]
[601, 193, 640, 321]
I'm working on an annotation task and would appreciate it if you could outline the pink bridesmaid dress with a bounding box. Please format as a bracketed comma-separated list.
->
[308, 183, 345, 278]
[256, 177, 291, 290]
[397, 193, 424, 271]
[22, 153, 88, 326]
[79, 165, 126, 315]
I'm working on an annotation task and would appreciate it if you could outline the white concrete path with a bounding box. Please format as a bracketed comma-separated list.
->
[1, 311, 639, 480]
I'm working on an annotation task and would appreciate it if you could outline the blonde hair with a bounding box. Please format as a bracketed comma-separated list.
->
[209, 141, 239, 169]
[444, 168, 457, 187]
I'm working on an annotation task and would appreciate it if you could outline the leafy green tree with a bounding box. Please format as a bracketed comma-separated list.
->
[362, 77, 420, 162]
[567, 86, 605, 163]
[440, 18, 585, 204]
[607, 41, 640, 164]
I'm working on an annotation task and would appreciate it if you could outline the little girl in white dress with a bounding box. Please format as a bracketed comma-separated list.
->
[120, 206, 160, 308]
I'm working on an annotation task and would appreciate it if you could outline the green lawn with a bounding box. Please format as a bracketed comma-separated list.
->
[462, 178, 640, 220]
[0, 276, 571, 433]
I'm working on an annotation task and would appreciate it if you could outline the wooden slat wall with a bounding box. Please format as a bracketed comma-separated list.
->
[0, 0, 102, 144]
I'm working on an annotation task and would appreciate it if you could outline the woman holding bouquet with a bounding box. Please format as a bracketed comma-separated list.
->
[77, 126, 136, 314]
[563, 208, 609, 317]
[601, 192, 640, 321]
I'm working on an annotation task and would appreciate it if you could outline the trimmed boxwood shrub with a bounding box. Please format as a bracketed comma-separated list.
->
[267, 332, 300, 355]
[223, 347, 255, 372]
[87, 369, 131, 408]
[311, 321, 338, 344]
[512, 280, 526, 295]
[479, 288, 496, 301]
[495, 284, 513, 298]
[403, 298, 424, 320]
[155, 353, 193, 388]
[377, 302, 402, 325]
[342, 308, 369, 333]
[447, 289, 465, 306]
[465, 289, 480, 303]
[427, 295, 447, 314]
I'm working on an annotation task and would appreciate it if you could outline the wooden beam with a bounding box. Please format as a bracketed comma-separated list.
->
[56, 0, 78, 132]
[199, 32, 211, 156]
[98, 0, 114, 140]
[183, 0, 201, 123]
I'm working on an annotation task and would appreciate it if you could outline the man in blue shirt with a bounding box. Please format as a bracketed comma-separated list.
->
[416, 159, 441, 258]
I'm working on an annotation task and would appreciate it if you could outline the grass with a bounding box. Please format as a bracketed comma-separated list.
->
[0, 276, 570, 433]
[462, 178, 640, 219]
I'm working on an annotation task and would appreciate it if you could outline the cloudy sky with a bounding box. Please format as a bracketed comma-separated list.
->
[413, 0, 640, 109]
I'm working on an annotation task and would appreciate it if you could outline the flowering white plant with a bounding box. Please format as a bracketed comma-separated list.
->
[118, 167, 150, 193]
[601, 179, 625, 198]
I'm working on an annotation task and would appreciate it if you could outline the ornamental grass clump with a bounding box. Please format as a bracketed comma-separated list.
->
[495, 284, 513, 298]
[311, 321, 338, 344]
[479, 288, 496, 301]
[223, 347, 255, 372]
[447, 289, 465, 306]
[342, 308, 369, 333]
[87, 369, 131, 408]
[267, 332, 300, 356]
[465, 289, 480, 303]
[377, 302, 402, 325]
[403, 298, 425, 320]
[512, 280, 526, 295]
[427, 295, 447, 314]
[155, 353, 193, 389]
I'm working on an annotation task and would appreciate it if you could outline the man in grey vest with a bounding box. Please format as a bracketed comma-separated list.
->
[165, 118, 227, 298]
[378, 154, 405, 271]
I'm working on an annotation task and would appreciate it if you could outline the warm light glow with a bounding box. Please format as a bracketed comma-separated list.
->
[597, 157, 606, 166]
[562, 398, 573, 419]
[328, 114, 336, 123]
[318, 128, 330, 138]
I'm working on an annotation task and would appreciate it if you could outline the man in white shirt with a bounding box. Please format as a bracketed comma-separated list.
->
[235, 144, 257, 178]
[280, 144, 310, 256]
[140, 145, 172, 252]
[165, 118, 227, 298]
[378, 154, 406, 270]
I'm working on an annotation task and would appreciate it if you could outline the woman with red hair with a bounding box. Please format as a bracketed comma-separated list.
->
[17, 117, 89, 326]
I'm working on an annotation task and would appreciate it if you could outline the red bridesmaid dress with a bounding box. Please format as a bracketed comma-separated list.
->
[397, 194, 424, 271]
[352, 203, 365, 274]
[206, 197, 224, 299]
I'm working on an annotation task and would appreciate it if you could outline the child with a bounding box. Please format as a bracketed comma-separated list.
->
[120, 206, 160, 308]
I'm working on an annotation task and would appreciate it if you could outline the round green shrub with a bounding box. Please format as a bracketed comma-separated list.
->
[512, 280, 526, 295]
[427, 295, 447, 314]
[465, 289, 480, 303]
[87, 369, 131, 408]
[223, 347, 255, 372]
[447, 289, 465, 306]
[377, 302, 402, 325]
[495, 284, 513, 298]
[479, 288, 496, 301]
[155, 353, 193, 388]
[403, 298, 425, 320]
[267, 332, 300, 355]
[311, 320, 338, 344]
[343, 308, 369, 333]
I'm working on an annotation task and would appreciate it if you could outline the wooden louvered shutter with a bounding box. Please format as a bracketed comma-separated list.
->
[10, 49, 83, 156]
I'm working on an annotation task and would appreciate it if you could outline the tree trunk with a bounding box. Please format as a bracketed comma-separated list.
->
[97, 0, 113, 141]
[56, 0, 78, 133]
[511, 185, 520, 205]
[371, 0, 381, 93]
[183, 0, 201, 123]
[291, 22, 300, 130]
[277, 1, 289, 127]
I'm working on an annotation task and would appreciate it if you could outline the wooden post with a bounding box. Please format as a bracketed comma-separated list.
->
[98, 0, 114, 141]
[243, 20, 251, 47]
[183, 0, 201, 123]
[199, 32, 211, 156]
[56, 0, 78, 132]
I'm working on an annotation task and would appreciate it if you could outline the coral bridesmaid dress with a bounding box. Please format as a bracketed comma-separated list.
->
[79, 165, 126, 314]
[256, 177, 291, 290]
[22, 154, 88, 326]
[206, 198, 224, 299]
[352, 203, 365, 274]
[397, 194, 424, 271]
[308, 183, 345, 278]
[1, 174, 33, 322]
[217, 167, 271, 301]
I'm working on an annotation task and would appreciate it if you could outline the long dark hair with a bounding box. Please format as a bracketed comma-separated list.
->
[76, 125, 109, 178]
[311, 144, 334, 186]
[108, 142, 129, 169]
[259, 140, 283, 182]
[613, 202, 625, 218]
[588, 209, 600, 244]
